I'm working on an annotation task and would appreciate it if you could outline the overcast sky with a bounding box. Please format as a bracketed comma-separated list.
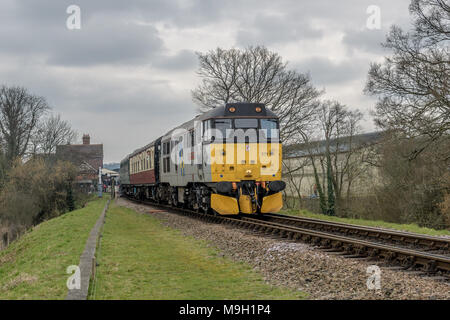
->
[0, 0, 413, 162]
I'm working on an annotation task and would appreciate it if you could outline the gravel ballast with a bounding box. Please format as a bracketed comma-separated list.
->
[116, 198, 450, 300]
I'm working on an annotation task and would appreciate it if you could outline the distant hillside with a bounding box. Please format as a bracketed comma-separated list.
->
[104, 163, 120, 171]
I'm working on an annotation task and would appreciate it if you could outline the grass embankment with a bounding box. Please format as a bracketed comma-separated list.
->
[0, 196, 109, 299]
[92, 203, 305, 299]
[281, 209, 450, 237]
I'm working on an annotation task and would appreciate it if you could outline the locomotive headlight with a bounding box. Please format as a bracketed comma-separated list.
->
[255, 107, 262, 112]
[229, 106, 236, 112]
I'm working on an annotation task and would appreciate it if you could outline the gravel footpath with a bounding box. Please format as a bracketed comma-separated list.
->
[117, 198, 450, 300]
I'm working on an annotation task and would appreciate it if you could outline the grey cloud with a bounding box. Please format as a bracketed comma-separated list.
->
[47, 19, 164, 66]
[0, 60, 196, 161]
[293, 57, 369, 86]
[342, 29, 388, 55]
[13, 0, 223, 29]
[0, 0, 413, 162]
[0, 12, 164, 66]
[153, 50, 198, 71]
[236, 13, 323, 46]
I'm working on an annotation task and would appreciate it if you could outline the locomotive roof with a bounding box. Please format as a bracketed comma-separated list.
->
[122, 103, 278, 162]
[125, 137, 161, 161]
[161, 103, 278, 139]
[197, 103, 277, 120]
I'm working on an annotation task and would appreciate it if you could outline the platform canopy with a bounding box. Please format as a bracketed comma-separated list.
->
[101, 168, 119, 177]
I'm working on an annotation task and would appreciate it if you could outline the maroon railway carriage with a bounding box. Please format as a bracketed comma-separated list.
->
[128, 139, 160, 186]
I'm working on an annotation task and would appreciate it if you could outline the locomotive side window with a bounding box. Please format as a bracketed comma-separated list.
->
[166, 157, 170, 172]
[162, 141, 171, 173]
[163, 141, 171, 155]
[195, 122, 201, 143]
[190, 130, 195, 147]
[203, 120, 212, 142]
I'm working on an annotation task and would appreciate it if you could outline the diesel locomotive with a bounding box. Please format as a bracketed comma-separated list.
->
[120, 102, 286, 215]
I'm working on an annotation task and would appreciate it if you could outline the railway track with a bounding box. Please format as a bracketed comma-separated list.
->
[124, 196, 450, 278]
[251, 213, 450, 254]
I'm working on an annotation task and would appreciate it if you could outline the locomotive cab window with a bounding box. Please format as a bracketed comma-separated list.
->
[213, 119, 232, 140]
[234, 118, 258, 129]
[260, 119, 279, 141]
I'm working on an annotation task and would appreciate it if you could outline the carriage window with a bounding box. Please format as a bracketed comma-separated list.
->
[150, 154, 153, 169]
[234, 118, 258, 129]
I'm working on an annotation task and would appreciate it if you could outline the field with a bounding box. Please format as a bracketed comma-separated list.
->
[281, 209, 450, 237]
[91, 203, 305, 299]
[0, 196, 108, 299]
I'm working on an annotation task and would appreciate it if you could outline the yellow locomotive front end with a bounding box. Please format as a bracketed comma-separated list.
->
[205, 104, 286, 215]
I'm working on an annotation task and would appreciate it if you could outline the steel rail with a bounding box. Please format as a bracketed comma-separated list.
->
[239, 216, 450, 272]
[261, 213, 450, 251]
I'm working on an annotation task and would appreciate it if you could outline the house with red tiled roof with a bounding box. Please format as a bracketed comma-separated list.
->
[56, 134, 103, 192]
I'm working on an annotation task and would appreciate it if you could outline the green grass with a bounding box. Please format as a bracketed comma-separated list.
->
[92, 203, 306, 300]
[281, 209, 450, 237]
[0, 196, 109, 299]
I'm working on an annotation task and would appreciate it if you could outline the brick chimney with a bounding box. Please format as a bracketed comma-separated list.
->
[82, 134, 90, 145]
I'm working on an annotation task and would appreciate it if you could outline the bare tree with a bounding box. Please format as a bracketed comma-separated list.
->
[365, 0, 450, 160]
[0, 85, 49, 163]
[369, 131, 450, 228]
[295, 101, 365, 215]
[411, 0, 450, 46]
[296, 129, 328, 215]
[192, 46, 322, 143]
[282, 156, 310, 209]
[319, 101, 364, 202]
[30, 114, 77, 155]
